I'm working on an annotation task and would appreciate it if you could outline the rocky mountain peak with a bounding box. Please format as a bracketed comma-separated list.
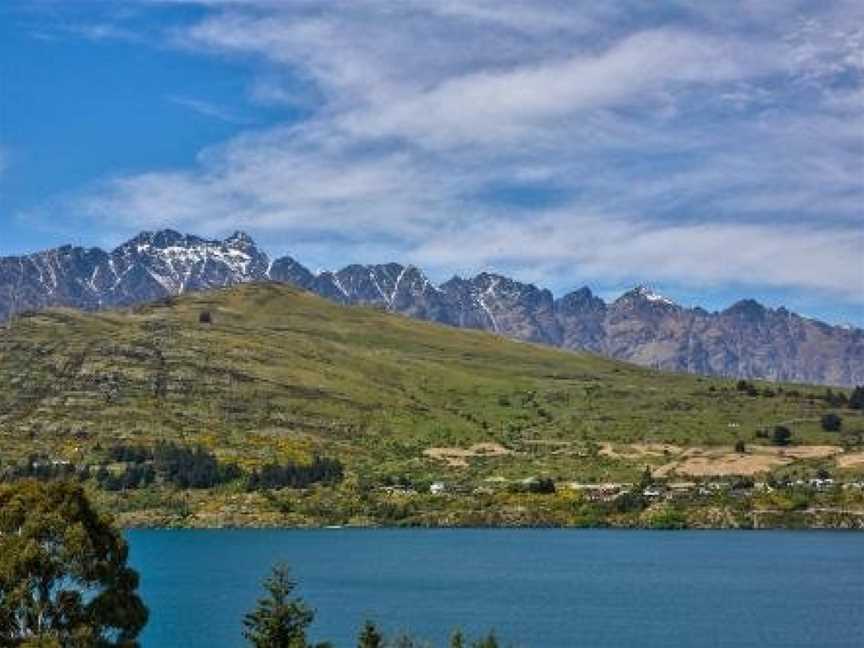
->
[615, 285, 678, 308]
[723, 299, 768, 321]
[1, 230, 861, 386]
[556, 286, 606, 314]
[120, 229, 192, 251]
[225, 230, 256, 246]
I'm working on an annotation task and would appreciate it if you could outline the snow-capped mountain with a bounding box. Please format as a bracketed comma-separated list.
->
[0, 230, 268, 317]
[1, 230, 862, 386]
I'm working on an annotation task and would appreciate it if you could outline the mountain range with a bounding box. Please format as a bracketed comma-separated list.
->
[1, 229, 861, 386]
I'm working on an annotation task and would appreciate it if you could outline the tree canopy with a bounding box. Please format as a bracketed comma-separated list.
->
[0, 480, 148, 647]
[243, 564, 334, 648]
[357, 621, 384, 648]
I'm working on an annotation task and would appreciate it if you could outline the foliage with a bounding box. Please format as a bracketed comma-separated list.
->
[358, 621, 384, 648]
[526, 478, 556, 494]
[470, 633, 500, 648]
[243, 564, 319, 648]
[97, 463, 156, 492]
[771, 426, 792, 446]
[0, 480, 148, 647]
[152, 442, 240, 489]
[820, 413, 842, 432]
[0, 455, 84, 483]
[108, 444, 152, 464]
[248, 457, 344, 491]
[449, 630, 465, 648]
[823, 388, 847, 408]
[850, 386, 864, 410]
[736, 380, 759, 397]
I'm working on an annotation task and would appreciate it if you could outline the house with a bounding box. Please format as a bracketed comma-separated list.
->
[665, 482, 696, 499]
[429, 482, 447, 495]
[565, 482, 629, 502]
[378, 485, 416, 497]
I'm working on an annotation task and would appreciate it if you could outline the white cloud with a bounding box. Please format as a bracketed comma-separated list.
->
[33, 0, 864, 309]
[409, 212, 864, 301]
[168, 96, 253, 124]
[342, 30, 783, 147]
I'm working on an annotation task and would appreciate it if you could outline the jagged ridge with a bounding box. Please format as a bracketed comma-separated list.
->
[1, 229, 861, 386]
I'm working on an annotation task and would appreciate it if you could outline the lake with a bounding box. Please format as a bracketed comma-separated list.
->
[127, 529, 864, 647]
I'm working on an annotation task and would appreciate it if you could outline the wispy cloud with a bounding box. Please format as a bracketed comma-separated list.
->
[27, 0, 864, 310]
[67, 22, 145, 43]
[168, 95, 253, 125]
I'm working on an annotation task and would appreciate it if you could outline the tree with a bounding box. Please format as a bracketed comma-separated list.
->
[471, 632, 500, 648]
[821, 413, 842, 432]
[824, 389, 847, 407]
[0, 480, 148, 647]
[849, 386, 864, 410]
[772, 425, 792, 446]
[736, 380, 758, 397]
[527, 477, 556, 494]
[450, 630, 465, 648]
[639, 465, 653, 490]
[357, 621, 384, 648]
[243, 564, 319, 648]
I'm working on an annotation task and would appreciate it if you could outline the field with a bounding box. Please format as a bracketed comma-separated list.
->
[0, 282, 862, 527]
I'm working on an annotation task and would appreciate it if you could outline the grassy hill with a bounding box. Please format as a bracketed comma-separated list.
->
[1, 282, 862, 527]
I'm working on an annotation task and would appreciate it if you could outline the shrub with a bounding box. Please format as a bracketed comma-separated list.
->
[821, 413, 842, 432]
[736, 380, 759, 397]
[527, 477, 556, 494]
[772, 426, 792, 446]
[849, 386, 864, 410]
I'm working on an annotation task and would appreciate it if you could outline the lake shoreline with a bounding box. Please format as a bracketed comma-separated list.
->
[117, 510, 864, 531]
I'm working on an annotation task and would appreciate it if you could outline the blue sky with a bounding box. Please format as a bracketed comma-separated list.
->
[0, 1, 862, 324]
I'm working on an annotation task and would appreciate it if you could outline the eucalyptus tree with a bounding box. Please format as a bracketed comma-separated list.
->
[0, 480, 148, 647]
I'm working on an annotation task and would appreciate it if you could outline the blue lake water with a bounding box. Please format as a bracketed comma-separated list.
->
[127, 529, 864, 648]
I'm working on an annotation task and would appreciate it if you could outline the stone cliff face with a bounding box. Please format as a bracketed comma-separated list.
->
[1, 230, 861, 386]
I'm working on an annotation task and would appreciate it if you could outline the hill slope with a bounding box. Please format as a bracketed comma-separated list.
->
[0, 283, 861, 527]
[1, 229, 861, 386]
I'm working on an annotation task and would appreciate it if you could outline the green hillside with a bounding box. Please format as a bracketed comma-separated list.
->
[1, 282, 862, 528]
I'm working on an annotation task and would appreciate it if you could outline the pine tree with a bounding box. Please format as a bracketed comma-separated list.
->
[243, 564, 314, 648]
[472, 632, 500, 648]
[358, 621, 384, 648]
[450, 630, 465, 648]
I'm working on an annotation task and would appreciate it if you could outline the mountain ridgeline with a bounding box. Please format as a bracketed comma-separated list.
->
[1, 229, 861, 386]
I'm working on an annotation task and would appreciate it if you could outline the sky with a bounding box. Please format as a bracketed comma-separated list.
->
[0, 1, 862, 325]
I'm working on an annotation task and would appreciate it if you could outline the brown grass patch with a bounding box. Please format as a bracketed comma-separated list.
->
[836, 452, 864, 469]
[600, 442, 683, 459]
[423, 442, 512, 468]
[653, 445, 844, 477]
